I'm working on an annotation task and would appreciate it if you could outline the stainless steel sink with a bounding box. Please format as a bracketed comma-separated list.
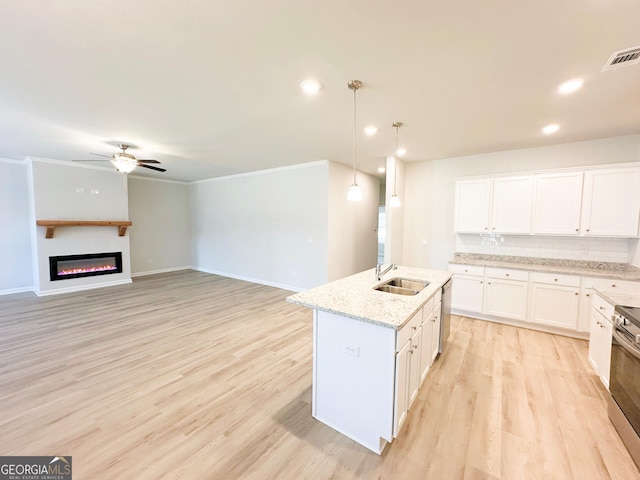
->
[373, 277, 430, 296]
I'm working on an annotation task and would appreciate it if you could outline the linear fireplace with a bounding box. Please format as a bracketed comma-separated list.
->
[49, 252, 123, 281]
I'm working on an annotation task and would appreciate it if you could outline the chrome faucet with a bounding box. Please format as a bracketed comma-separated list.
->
[375, 263, 397, 281]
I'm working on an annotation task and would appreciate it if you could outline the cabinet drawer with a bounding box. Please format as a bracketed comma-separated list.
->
[396, 309, 423, 350]
[582, 277, 638, 291]
[530, 272, 580, 287]
[486, 267, 528, 282]
[592, 293, 614, 322]
[431, 290, 442, 307]
[449, 264, 484, 276]
[422, 296, 434, 316]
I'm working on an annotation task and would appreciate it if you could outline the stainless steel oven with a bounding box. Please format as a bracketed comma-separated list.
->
[610, 305, 640, 468]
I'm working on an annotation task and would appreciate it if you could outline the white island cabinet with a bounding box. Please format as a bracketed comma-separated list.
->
[287, 266, 451, 455]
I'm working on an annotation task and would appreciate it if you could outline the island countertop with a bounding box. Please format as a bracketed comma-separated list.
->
[286, 266, 452, 330]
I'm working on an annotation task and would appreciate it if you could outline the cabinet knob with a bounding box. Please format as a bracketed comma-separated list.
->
[488, 282, 491, 285]
[600, 306, 604, 310]
[575, 228, 579, 232]
[586, 229, 590, 232]
[554, 278, 558, 282]
[586, 293, 590, 297]
[411, 326, 417, 331]
[506, 273, 510, 277]
[492, 227, 495, 230]
[612, 284, 616, 288]
[575, 292, 579, 296]
[464, 269, 468, 272]
[480, 281, 483, 284]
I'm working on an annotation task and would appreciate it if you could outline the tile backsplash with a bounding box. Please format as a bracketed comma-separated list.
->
[456, 234, 630, 263]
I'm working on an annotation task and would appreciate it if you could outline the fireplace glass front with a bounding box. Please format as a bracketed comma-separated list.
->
[49, 252, 123, 281]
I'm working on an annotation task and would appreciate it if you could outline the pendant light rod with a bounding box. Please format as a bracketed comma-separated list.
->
[392, 122, 403, 195]
[347, 80, 363, 201]
[348, 80, 362, 184]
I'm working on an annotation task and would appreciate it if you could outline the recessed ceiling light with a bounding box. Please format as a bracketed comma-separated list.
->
[364, 125, 378, 136]
[396, 148, 407, 156]
[557, 78, 584, 95]
[378, 166, 386, 173]
[300, 79, 321, 95]
[542, 124, 560, 135]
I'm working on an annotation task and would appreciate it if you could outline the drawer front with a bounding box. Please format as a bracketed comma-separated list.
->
[449, 264, 484, 276]
[591, 293, 614, 322]
[397, 309, 423, 350]
[422, 296, 434, 316]
[531, 272, 580, 287]
[582, 277, 638, 291]
[431, 290, 442, 308]
[486, 267, 529, 282]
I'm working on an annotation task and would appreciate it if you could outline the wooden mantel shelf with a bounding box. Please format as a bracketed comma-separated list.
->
[36, 220, 133, 238]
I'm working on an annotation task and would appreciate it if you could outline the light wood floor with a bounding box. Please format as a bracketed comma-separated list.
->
[1, 270, 639, 479]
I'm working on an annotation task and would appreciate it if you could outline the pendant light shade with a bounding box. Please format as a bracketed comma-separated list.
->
[347, 80, 363, 201]
[390, 122, 403, 208]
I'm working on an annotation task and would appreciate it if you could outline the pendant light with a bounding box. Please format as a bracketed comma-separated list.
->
[347, 80, 363, 201]
[389, 122, 403, 208]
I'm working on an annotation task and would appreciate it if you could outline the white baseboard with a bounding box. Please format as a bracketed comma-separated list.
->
[0, 286, 34, 296]
[131, 266, 191, 278]
[451, 308, 589, 340]
[192, 266, 303, 293]
[34, 278, 133, 297]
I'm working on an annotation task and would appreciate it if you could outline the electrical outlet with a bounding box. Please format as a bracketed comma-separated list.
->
[344, 345, 360, 357]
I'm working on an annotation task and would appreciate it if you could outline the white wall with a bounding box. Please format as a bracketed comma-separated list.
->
[327, 162, 380, 280]
[403, 134, 640, 269]
[30, 159, 132, 294]
[190, 161, 330, 291]
[0, 160, 33, 293]
[128, 177, 191, 276]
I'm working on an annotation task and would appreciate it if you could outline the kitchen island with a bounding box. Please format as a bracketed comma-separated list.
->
[286, 266, 452, 454]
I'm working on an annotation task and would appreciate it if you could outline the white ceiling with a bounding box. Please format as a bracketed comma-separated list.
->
[1, 1, 639, 182]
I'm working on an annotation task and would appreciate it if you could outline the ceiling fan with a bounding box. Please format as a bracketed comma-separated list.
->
[73, 144, 166, 173]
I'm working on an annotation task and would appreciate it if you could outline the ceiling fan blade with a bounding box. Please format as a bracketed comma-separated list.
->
[72, 159, 110, 162]
[137, 164, 166, 172]
[136, 159, 161, 164]
[89, 152, 112, 158]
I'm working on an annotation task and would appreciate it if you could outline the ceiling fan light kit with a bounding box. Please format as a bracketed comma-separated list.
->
[73, 144, 166, 174]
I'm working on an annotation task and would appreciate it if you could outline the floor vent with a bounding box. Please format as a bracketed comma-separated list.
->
[602, 45, 640, 71]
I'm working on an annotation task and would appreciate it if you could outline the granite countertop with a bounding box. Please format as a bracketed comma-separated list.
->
[450, 252, 640, 281]
[286, 266, 452, 330]
[595, 286, 640, 308]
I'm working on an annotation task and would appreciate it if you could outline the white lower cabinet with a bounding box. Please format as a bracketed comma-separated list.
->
[450, 263, 637, 337]
[588, 293, 614, 388]
[528, 273, 580, 330]
[484, 268, 529, 321]
[393, 338, 411, 436]
[450, 264, 485, 313]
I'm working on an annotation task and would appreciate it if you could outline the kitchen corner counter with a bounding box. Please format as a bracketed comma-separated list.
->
[286, 266, 451, 330]
[450, 252, 640, 281]
[595, 286, 640, 308]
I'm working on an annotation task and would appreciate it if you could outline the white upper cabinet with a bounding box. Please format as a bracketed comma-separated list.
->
[491, 176, 534, 233]
[581, 167, 640, 237]
[455, 176, 533, 234]
[533, 172, 583, 235]
[455, 179, 491, 233]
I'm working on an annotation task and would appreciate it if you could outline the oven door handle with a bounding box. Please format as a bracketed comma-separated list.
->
[613, 327, 640, 360]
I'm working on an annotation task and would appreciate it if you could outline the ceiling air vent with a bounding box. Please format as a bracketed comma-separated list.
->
[601, 45, 640, 72]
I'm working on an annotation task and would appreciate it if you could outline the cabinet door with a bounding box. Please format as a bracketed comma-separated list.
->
[408, 329, 421, 408]
[600, 319, 612, 389]
[582, 167, 640, 236]
[419, 311, 433, 384]
[491, 176, 534, 233]
[588, 308, 603, 374]
[577, 289, 593, 333]
[484, 279, 528, 321]
[451, 275, 484, 313]
[529, 283, 579, 330]
[430, 303, 441, 363]
[393, 341, 411, 437]
[455, 179, 491, 233]
[533, 172, 583, 235]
